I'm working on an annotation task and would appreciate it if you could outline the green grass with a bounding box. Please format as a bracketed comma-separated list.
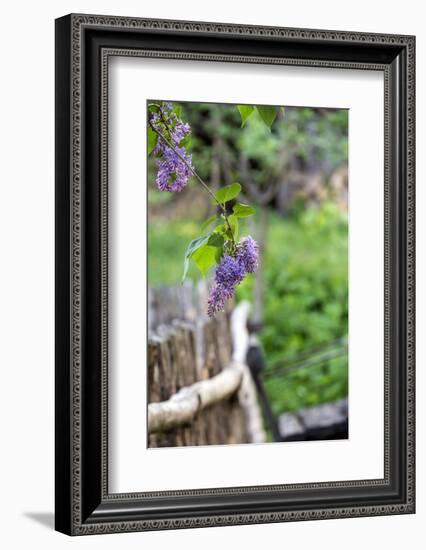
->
[148, 218, 201, 284]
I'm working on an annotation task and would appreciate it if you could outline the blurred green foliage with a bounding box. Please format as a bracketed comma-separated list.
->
[237, 204, 348, 414]
[238, 107, 348, 182]
[148, 103, 348, 192]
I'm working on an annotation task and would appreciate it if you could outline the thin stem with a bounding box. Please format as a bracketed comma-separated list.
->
[149, 120, 236, 246]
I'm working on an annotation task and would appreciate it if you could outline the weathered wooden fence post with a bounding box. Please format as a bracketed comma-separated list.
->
[147, 283, 266, 447]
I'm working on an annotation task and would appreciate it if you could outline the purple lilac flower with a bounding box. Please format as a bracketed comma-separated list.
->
[207, 254, 246, 318]
[207, 237, 259, 318]
[207, 285, 227, 319]
[215, 255, 246, 292]
[236, 236, 259, 273]
[150, 104, 192, 192]
[155, 146, 193, 192]
[171, 121, 191, 145]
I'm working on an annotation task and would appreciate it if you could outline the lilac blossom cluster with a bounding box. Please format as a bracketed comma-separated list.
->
[237, 236, 259, 274]
[207, 236, 259, 318]
[151, 103, 193, 192]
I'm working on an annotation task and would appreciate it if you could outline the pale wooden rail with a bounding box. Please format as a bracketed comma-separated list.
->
[148, 362, 245, 433]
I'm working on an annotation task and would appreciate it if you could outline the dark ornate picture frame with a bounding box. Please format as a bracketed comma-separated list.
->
[55, 13, 415, 535]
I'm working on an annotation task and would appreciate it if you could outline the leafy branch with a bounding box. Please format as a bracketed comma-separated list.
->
[148, 101, 258, 316]
[148, 113, 242, 255]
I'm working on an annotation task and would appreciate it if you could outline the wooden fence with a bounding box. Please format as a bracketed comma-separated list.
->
[148, 282, 265, 448]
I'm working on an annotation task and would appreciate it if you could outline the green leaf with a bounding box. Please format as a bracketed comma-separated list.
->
[147, 127, 157, 155]
[201, 215, 218, 232]
[233, 203, 256, 218]
[174, 104, 183, 119]
[148, 103, 160, 114]
[256, 105, 277, 129]
[207, 233, 225, 247]
[180, 134, 191, 149]
[215, 245, 224, 263]
[280, 106, 286, 116]
[182, 236, 209, 281]
[213, 223, 226, 236]
[213, 183, 242, 205]
[237, 105, 255, 127]
[192, 244, 217, 276]
[227, 214, 239, 241]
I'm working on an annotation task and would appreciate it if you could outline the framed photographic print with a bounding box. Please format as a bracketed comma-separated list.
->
[55, 13, 415, 535]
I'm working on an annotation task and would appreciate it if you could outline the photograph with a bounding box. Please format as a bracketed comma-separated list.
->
[147, 99, 349, 448]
